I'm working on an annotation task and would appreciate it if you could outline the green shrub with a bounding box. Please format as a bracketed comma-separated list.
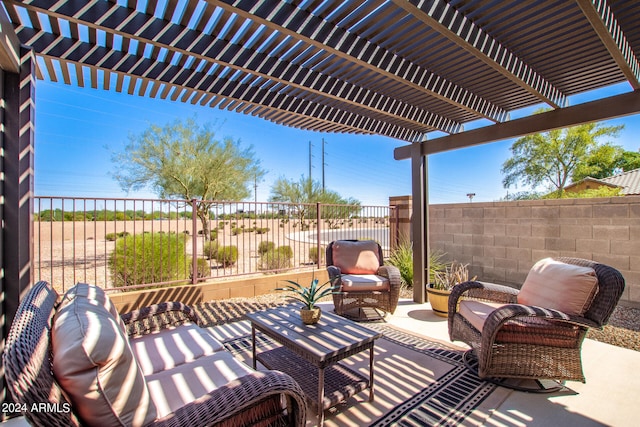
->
[258, 241, 275, 255]
[277, 245, 293, 259]
[255, 227, 270, 234]
[259, 248, 291, 271]
[109, 232, 188, 287]
[202, 240, 218, 259]
[105, 231, 130, 241]
[216, 245, 238, 267]
[309, 246, 324, 264]
[190, 257, 210, 280]
[231, 227, 243, 235]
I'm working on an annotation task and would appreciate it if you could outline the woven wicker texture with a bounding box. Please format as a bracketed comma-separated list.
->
[327, 240, 401, 317]
[448, 258, 625, 382]
[4, 282, 307, 427]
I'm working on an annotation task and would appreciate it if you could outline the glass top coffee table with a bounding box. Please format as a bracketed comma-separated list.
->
[245, 306, 382, 426]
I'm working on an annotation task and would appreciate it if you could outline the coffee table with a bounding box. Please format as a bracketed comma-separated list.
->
[245, 306, 382, 426]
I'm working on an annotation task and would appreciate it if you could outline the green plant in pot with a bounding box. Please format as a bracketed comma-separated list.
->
[427, 261, 476, 317]
[276, 277, 341, 324]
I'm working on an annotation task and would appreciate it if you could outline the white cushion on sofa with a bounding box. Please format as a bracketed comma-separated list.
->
[517, 258, 598, 316]
[145, 351, 254, 418]
[130, 323, 226, 376]
[52, 283, 157, 426]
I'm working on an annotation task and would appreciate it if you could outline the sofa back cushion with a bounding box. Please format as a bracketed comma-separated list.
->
[332, 240, 381, 274]
[52, 283, 157, 426]
[517, 258, 598, 316]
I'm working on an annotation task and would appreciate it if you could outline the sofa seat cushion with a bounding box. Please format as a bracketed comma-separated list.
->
[459, 300, 581, 347]
[340, 274, 390, 292]
[52, 283, 157, 426]
[130, 323, 226, 376]
[332, 240, 381, 274]
[146, 351, 255, 418]
[517, 258, 598, 316]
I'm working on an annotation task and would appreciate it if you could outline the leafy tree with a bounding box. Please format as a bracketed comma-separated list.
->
[618, 150, 640, 172]
[112, 118, 264, 240]
[269, 176, 360, 225]
[572, 144, 624, 181]
[502, 114, 623, 195]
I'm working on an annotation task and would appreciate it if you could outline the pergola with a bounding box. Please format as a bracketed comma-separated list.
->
[1, 0, 640, 358]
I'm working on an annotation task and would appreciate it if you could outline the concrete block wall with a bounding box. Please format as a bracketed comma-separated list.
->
[428, 196, 640, 308]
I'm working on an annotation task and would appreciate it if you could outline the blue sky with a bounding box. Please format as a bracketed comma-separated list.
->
[34, 80, 640, 206]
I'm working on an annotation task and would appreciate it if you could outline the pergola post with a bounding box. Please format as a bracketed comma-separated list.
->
[411, 143, 429, 303]
[1, 45, 36, 407]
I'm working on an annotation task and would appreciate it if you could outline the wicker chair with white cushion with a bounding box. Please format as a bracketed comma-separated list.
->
[326, 239, 401, 320]
[448, 257, 625, 391]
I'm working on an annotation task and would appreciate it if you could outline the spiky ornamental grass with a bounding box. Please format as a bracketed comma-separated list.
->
[276, 278, 341, 309]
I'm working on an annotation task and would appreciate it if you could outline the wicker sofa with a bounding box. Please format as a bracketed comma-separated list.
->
[3, 281, 306, 426]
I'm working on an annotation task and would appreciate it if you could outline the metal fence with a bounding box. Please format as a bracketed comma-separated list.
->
[34, 197, 396, 293]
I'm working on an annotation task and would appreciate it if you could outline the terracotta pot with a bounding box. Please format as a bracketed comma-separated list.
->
[300, 306, 322, 324]
[426, 287, 451, 318]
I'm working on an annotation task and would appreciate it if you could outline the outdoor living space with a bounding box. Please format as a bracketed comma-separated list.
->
[5, 291, 637, 427]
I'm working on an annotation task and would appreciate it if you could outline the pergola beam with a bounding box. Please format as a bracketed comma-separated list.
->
[394, 90, 640, 159]
[576, 0, 640, 90]
[0, 7, 20, 73]
[10, 0, 459, 135]
[211, 0, 508, 123]
[391, 0, 567, 108]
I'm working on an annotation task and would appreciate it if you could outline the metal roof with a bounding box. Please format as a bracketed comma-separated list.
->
[3, 0, 640, 146]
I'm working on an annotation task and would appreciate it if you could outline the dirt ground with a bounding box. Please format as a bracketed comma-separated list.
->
[34, 217, 389, 293]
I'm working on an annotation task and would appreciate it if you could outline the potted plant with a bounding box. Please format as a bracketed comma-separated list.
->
[276, 277, 341, 324]
[427, 261, 476, 317]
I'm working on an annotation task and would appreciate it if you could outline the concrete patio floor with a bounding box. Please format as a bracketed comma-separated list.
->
[376, 298, 640, 427]
[3, 298, 637, 427]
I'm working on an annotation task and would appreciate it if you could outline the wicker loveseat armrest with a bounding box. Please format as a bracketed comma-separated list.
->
[151, 370, 307, 427]
[121, 302, 200, 337]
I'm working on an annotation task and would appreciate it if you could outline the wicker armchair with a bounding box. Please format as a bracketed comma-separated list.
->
[448, 257, 625, 391]
[3, 281, 306, 426]
[327, 240, 401, 320]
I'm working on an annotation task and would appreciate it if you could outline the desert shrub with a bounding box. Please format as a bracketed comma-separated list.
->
[309, 246, 324, 264]
[109, 232, 188, 287]
[202, 240, 218, 259]
[231, 227, 243, 235]
[216, 245, 238, 267]
[258, 241, 275, 255]
[255, 227, 270, 234]
[258, 248, 291, 271]
[190, 257, 210, 280]
[105, 231, 130, 241]
[277, 245, 293, 259]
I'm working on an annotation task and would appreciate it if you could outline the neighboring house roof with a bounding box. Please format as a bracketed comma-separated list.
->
[567, 168, 640, 195]
[600, 168, 640, 195]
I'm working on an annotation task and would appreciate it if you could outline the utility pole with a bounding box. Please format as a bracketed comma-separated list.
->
[467, 192, 476, 202]
[322, 138, 326, 191]
[308, 140, 313, 181]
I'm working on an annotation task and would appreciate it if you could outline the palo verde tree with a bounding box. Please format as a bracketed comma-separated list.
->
[269, 176, 360, 226]
[112, 117, 264, 240]
[572, 146, 640, 181]
[502, 113, 623, 196]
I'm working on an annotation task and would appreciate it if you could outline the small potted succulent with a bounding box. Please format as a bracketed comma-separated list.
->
[427, 261, 476, 317]
[276, 277, 341, 324]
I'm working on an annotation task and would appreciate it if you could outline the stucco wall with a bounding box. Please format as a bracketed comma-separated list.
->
[428, 196, 640, 308]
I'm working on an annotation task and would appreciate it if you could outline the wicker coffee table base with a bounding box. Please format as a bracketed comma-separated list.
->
[258, 347, 370, 412]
